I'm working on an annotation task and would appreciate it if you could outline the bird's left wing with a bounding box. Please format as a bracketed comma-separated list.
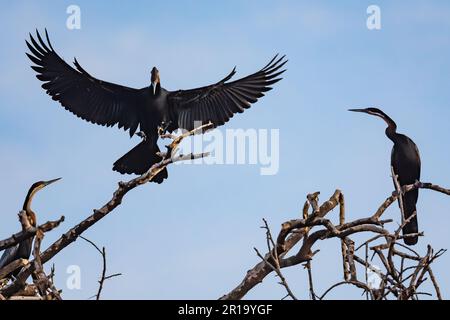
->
[413, 141, 421, 179]
[167, 55, 287, 131]
[26, 29, 146, 137]
[0, 245, 19, 270]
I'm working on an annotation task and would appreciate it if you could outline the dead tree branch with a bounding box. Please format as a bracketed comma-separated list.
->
[0, 215, 65, 251]
[254, 219, 297, 300]
[31, 229, 61, 300]
[221, 182, 449, 300]
[0, 123, 212, 298]
[80, 236, 122, 300]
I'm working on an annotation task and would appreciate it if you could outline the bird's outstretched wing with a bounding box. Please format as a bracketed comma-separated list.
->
[167, 55, 287, 131]
[26, 29, 145, 137]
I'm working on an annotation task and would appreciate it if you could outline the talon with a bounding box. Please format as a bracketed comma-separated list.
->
[158, 120, 172, 136]
[136, 131, 147, 141]
[158, 127, 164, 136]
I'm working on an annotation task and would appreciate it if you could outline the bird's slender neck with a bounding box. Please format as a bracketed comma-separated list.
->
[22, 187, 38, 227]
[383, 115, 398, 142]
[23, 187, 38, 212]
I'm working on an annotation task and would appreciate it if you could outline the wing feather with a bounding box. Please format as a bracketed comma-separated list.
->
[167, 55, 287, 131]
[27, 30, 146, 137]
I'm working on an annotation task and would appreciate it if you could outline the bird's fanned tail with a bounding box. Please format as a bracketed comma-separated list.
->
[113, 141, 168, 183]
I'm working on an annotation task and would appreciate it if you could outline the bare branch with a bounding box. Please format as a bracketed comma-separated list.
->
[80, 236, 122, 300]
[0, 215, 65, 251]
[0, 124, 210, 298]
[221, 182, 450, 300]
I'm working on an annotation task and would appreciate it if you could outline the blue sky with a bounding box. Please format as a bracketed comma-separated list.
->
[0, 0, 449, 299]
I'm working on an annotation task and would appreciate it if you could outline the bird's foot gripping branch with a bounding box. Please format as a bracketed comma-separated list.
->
[221, 182, 450, 300]
[0, 123, 212, 300]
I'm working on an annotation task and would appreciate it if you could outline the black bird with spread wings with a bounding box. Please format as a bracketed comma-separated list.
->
[26, 30, 287, 183]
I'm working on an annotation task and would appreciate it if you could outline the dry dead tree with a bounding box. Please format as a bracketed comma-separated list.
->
[0, 123, 212, 299]
[0, 211, 64, 300]
[80, 236, 122, 300]
[220, 181, 450, 300]
[1, 121, 448, 300]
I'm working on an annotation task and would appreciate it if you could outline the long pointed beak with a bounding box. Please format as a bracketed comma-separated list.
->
[44, 177, 62, 187]
[348, 108, 366, 113]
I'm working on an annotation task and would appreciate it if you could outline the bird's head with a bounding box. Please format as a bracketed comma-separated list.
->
[151, 67, 160, 95]
[348, 107, 397, 130]
[24, 178, 62, 214]
[29, 178, 62, 194]
[348, 107, 387, 118]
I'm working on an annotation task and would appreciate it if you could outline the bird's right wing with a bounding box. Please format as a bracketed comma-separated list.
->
[167, 55, 287, 131]
[26, 30, 146, 137]
[0, 245, 19, 270]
